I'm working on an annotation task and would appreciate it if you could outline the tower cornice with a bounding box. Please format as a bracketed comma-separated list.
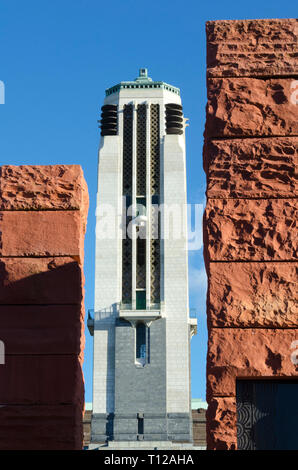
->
[105, 68, 180, 97]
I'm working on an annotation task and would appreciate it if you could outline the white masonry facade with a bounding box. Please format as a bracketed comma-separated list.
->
[88, 69, 197, 446]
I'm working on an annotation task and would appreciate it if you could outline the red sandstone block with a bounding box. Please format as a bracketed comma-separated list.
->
[0, 355, 84, 405]
[207, 328, 298, 398]
[204, 137, 298, 198]
[0, 211, 84, 258]
[0, 257, 83, 304]
[206, 397, 236, 450]
[204, 198, 297, 261]
[206, 19, 298, 78]
[0, 404, 83, 450]
[0, 305, 83, 354]
[208, 262, 298, 328]
[0, 165, 89, 212]
[205, 78, 298, 138]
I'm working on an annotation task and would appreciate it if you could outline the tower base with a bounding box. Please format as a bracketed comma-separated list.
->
[88, 441, 205, 450]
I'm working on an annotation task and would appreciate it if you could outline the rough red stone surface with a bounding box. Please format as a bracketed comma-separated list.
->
[0, 165, 88, 212]
[208, 262, 298, 328]
[204, 19, 298, 451]
[206, 19, 298, 78]
[207, 328, 298, 398]
[0, 257, 83, 304]
[0, 355, 84, 405]
[0, 210, 84, 259]
[206, 397, 236, 450]
[0, 405, 83, 450]
[0, 305, 83, 354]
[204, 137, 298, 198]
[0, 164, 88, 450]
[205, 198, 297, 261]
[205, 78, 298, 138]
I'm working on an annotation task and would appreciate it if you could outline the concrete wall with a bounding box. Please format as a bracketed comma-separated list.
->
[0, 165, 88, 450]
[203, 19, 298, 450]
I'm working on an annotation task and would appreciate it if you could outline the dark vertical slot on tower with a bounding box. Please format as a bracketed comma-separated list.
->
[136, 104, 146, 196]
[136, 104, 147, 307]
[150, 104, 160, 305]
[137, 416, 144, 435]
[136, 238, 146, 289]
[147, 326, 150, 364]
[122, 104, 133, 304]
[136, 323, 146, 360]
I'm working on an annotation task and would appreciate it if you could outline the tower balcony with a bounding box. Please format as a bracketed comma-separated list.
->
[87, 304, 161, 334]
[119, 303, 161, 326]
[189, 308, 198, 337]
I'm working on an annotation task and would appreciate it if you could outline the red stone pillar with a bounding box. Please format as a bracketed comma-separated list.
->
[204, 19, 298, 450]
[0, 165, 89, 450]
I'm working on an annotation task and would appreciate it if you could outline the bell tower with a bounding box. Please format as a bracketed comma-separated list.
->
[88, 69, 197, 448]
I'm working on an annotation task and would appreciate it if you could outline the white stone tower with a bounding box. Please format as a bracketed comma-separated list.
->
[88, 69, 197, 448]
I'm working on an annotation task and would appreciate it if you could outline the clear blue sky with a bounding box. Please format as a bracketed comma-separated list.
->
[0, 1, 296, 403]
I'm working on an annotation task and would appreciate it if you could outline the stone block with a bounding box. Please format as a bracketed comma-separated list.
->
[208, 262, 298, 328]
[0, 257, 83, 304]
[206, 19, 298, 77]
[0, 211, 84, 259]
[0, 404, 83, 450]
[205, 78, 298, 138]
[0, 355, 84, 405]
[206, 397, 236, 450]
[207, 328, 298, 398]
[204, 137, 298, 198]
[0, 164, 89, 212]
[204, 198, 297, 261]
[0, 305, 83, 354]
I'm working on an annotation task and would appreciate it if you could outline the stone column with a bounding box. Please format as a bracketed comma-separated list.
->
[0, 165, 88, 450]
[204, 19, 298, 450]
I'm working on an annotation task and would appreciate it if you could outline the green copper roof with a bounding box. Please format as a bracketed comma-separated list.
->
[105, 68, 180, 97]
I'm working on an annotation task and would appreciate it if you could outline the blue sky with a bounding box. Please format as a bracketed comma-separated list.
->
[0, 1, 296, 402]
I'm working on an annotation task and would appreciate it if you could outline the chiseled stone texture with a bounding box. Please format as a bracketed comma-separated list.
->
[205, 198, 297, 261]
[0, 405, 83, 450]
[0, 257, 83, 304]
[206, 18, 298, 78]
[204, 18, 298, 452]
[205, 78, 298, 138]
[207, 328, 298, 398]
[204, 137, 298, 198]
[0, 210, 84, 260]
[208, 262, 298, 328]
[206, 397, 236, 450]
[0, 165, 88, 212]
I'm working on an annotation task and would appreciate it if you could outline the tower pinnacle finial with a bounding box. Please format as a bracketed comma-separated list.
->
[135, 68, 152, 82]
[139, 68, 148, 78]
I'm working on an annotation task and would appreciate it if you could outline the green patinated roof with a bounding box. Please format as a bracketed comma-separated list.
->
[105, 68, 180, 97]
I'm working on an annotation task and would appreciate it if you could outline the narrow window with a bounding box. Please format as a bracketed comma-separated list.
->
[138, 416, 144, 435]
[136, 290, 146, 310]
[136, 323, 146, 360]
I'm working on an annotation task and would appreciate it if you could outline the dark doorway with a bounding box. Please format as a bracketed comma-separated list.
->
[237, 379, 298, 450]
